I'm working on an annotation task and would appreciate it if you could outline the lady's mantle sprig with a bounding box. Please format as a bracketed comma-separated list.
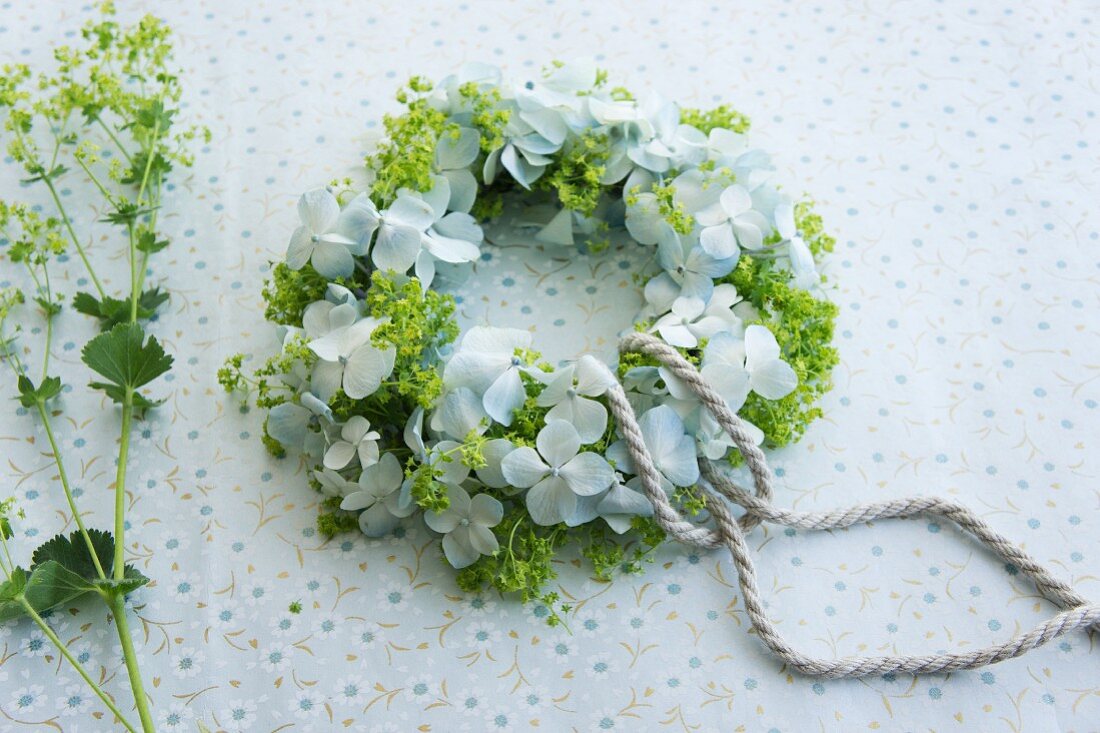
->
[1, 3, 206, 730]
[224, 61, 838, 620]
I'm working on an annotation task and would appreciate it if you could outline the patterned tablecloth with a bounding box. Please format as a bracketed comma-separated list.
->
[1, 1, 1098, 731]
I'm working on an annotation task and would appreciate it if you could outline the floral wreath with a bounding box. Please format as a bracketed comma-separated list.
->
[221, 62, 839, 618]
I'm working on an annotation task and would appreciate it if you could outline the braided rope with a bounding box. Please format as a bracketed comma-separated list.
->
[607, 331, 1099, 678]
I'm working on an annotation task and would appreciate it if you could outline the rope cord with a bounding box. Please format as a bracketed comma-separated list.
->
[606, 331, 1099, 678]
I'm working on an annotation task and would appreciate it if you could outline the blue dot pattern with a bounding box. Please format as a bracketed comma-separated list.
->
[0, 1, 1097, 730]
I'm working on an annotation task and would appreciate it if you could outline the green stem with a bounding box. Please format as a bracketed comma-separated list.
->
[113, 392, 132, 580]
[130, 103, 163, 322]
[95, 116, 135, 166]
[107, 593, 155, 733]
[128, 223, 139, 322]
[36, 399, 107, 581]
[74, 154, 117, 205]
[108, 391, 155, 733]
[20, 598, 140, 733]
[40, 317, 52, 381]
[41, 176, 106, 299]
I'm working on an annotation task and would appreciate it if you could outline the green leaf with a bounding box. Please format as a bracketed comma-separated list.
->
[0, 562, 95, 623]
[16, 374, 63, 407]
[72, 288, 169, 330]
[33, 295, 63, 317]
[31, 527, 114, 578]
[135, 229, 169, 254]
[82, 322, 173, 403]
[0, 567, 29, 621]
[120, 151, 173, 187]
[100, 202, 157, 227]
[0, 529, 152, 621]
[88, 382, 165, 415]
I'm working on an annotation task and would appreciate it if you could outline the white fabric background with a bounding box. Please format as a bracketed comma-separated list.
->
[1, 1, 1098, 731]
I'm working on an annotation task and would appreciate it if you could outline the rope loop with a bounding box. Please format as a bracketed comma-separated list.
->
[609, 331, 1099, 678]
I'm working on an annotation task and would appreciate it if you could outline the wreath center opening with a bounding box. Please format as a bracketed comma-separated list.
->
[443, 190, 655, 366]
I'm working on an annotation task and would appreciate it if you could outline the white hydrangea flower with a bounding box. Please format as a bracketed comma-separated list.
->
[323, 416, 382, 470]
[423, 485, 503, 569]
[339, 453, 417, 537]
[307, 315, 396, 402]
[535, 355, 615, 443]
[606, 405, 699, 492]
[501, 420, 615, 526]
[651, 285, 742, 349]
[433, 127, 481, 213]
[442, 326, 533, 425]
[285, 188, 373, 278]
[644, 234, 738, 306]
[695, 184, 771, 259]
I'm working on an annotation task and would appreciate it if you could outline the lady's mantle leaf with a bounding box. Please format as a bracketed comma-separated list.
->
[72, 288, 169, 331]
[81, 322, 173, 404]
[16, 374, 62, 407]
[0, 530, 151, 622]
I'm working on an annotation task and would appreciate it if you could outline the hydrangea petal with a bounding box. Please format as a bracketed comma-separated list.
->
[425, 507, 461, 534]
[443, 351, 512, 392]
[731, 218, 764, 251]
[640, 405, 700, 486]
[333, 193, 380, 249]
[476, 439, 514, 490]
[548, 396, 607, 444]
[470, 493, 504, 527]
[575, 354, 615, 396]
[535, 207, 574, 246]
[310, 360, 344, 402]
[536, 420, 582, 468]
[483, 367, 526, 425]
[433, 387, 488, 439]
[358, 503, 401, 537]
[501, 446, 550, 489]
[339, 491, 376, 513]
[361, 452, 403, 497]
[301, 301, 334, 340]
[525, 476, 575, 526]
[309, 241, 355, 278]
[372, 224, 421, 273]
[560, 452, 615, 497]
[323, 441, 357, 470]
[442, 168, 478, 214]
[744, 324, 782, 364]
[286, 226, 313, 270]
[442, 531, 479, 568]
[466, 524, 499, 556]
[386, 195, 435, 230]
[699, 224, 738, 260]
[749, 358, 798, 400]
[597, 482, 654, 517]
[298, 188, 340, 233]
[343, 344, 396, 399]
[436, 127, 481, 170]
[266, 402, 309, 447]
